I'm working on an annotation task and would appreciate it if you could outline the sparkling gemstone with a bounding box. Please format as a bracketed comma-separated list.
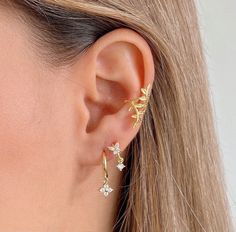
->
[108, 142, 121, 155]
[117, 163, 126, 171]
[99, 184, 113, 197]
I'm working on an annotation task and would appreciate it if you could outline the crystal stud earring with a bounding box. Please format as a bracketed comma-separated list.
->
[99, 152, 113, 197]
[107, 142, 126, 171]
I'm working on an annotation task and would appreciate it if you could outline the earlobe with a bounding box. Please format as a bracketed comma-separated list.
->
[80, 28, 155, 164]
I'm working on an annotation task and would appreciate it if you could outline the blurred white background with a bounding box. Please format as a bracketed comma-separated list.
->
[197, 0, 236, 227]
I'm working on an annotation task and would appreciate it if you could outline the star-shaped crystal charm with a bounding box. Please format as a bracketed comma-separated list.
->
[108, 142, 121, 155]
[99, 184, 113, 197]
[117, 163, 126, 171]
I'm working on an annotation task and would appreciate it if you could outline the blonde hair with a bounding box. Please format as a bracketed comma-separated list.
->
[6, 0, 234, 231]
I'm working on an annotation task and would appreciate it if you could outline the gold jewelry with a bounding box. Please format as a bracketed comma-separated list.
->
[99, 152, 113, 197]
[125, 84, 152, 128]
[107, 142, 126, 171]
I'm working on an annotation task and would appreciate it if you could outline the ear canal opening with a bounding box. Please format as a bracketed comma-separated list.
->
[85, 77, 128, 133]
[85, 98, 117, 133]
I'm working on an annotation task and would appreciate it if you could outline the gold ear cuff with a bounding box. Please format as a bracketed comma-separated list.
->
[125, 84, 152, 128]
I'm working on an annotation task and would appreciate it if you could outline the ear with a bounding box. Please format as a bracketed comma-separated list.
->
[75, 28, 155, 165]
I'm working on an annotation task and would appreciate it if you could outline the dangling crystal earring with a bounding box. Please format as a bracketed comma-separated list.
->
[107, 142, 126, 171]
[99, 151, 113, 197]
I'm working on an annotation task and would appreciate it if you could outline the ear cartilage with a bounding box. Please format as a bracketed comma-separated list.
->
[125, 84, 151, 128]
[107, 142, 126, 171]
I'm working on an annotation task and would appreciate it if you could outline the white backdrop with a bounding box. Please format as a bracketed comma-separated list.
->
[197, 0, 236, 227]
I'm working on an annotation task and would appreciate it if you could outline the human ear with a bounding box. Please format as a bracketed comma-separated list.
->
[74, 28, 155, 165]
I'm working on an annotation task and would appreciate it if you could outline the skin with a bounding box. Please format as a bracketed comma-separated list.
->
[0, 6, 155, 232]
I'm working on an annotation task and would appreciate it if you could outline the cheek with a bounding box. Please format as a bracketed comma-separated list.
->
[0, 10, 84, 228]
[0, 43, 74, 171]
[0, 64, 74, 169]
[0, 61, 75, 228]
[0, 73, 38, 139]
[0, 14, 46, 170]
[0, 65, 47, 168]
[0, 31, 74, 168]
[0, 8, 78, 171]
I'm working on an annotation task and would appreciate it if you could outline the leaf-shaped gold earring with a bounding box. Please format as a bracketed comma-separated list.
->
[125, 84, 152, 128]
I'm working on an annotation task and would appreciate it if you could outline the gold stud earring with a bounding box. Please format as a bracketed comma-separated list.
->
[125, 84, 152, 128]
[107, 142, 126, 171]
[99, 151, 113, 197]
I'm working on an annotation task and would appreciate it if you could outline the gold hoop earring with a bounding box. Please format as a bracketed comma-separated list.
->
[107, 142, 126, 172]
[99, 151, 113, 197]
[125, 84, 152, 128]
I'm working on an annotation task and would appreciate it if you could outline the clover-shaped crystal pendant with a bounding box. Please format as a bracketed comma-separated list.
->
[99, 183, 113, 197]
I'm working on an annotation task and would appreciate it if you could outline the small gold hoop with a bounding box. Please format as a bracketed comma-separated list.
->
[102, 152, 109, 184]
[99, 151, 113, 197]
